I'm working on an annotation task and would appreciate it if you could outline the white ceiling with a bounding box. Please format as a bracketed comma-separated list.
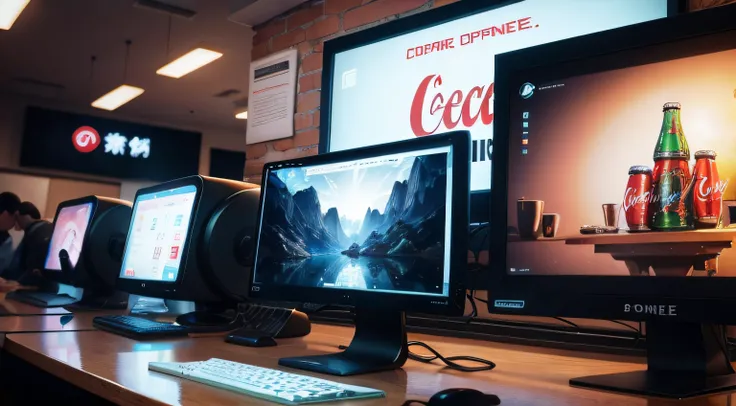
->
[0, 0, 255, 132]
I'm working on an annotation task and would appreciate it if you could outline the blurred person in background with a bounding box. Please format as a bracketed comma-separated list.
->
[0, 192, 21, 272]
[4, 202, 51, 283]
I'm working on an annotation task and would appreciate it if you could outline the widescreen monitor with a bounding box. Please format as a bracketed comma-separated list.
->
[116, 176, 261, 305]
[250, 131, 469, 376]
[490, 4, 736, 398]
[320, 0, 677, 222]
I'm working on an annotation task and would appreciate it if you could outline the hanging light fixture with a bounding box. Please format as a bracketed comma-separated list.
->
[92, 40, 144, 111]
[156, 16, 222, 79]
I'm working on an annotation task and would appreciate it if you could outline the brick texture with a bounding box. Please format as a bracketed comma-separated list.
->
[247, 0, 717, 176]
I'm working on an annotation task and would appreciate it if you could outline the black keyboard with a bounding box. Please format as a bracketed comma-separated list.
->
[8, 291, 78, 308]
[93, 315, 190, 339]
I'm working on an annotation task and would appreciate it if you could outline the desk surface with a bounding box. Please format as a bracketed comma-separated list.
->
[0, 297, 70, 316]
[6, 324, 734, 406]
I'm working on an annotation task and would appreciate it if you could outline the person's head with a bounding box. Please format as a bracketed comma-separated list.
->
[15, 201, 41, 231]
[0, 192, 21, 232]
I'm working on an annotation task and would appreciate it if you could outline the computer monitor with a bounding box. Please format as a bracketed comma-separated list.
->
[320, 0, 677, 224]
[41, 196, 132, 308]
[490, 4, 736, 398]
[116, 175, 260, 311]
[250, 131, 469, 376]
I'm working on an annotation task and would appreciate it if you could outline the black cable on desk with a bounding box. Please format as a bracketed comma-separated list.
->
[337, 340, 496, 373]
[407, 341, 496, 372]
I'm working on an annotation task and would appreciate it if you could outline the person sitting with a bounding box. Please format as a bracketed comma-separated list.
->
[3, 202, 51, 283]
[0, 192, 21, 272]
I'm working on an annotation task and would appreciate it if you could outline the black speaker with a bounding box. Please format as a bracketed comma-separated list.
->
[210, 148, 246, 181]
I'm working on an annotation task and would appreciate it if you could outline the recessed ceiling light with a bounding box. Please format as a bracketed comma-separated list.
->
[91, 85, 144, 111]
[157, 48, 223, 79]
[235, 111, 248, 120]
[0, 0, 30, 30]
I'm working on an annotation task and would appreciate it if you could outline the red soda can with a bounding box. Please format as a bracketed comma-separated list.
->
[693, 150, 726, 228]
[623, 165, 652, 231]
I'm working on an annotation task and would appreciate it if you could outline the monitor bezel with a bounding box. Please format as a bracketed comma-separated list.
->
[318, 0, 682, 222]
[42, 196, 98, 284]
[115, 177, 202, 297]
[250, 131, 470, 316]
[489, 3, 736, 323]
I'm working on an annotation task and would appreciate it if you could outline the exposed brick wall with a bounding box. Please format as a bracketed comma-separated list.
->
[245, 0, 732, 178]
[245, 0, 459, 178]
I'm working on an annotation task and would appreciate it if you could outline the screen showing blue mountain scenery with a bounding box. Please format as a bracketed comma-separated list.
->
[253, 146, 454, 297]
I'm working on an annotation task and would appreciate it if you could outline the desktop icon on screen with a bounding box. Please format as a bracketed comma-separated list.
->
[342, 69, 358, 90]
[170, 246, 180, 259]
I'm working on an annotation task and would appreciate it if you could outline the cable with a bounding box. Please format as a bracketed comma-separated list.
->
[406, 341, 496, 372]
[552, 317, 579, 330]
[607, 320, 640, 334]
[465, 290, 478, 321]
[337, 340, 495, 373]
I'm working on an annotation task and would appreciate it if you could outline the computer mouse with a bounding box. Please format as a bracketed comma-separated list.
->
[427, 388, 501, 406]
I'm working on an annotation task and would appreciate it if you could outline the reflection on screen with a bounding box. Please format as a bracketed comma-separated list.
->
[45, 203, 94, 271]
[120, 185, 197, 282]
[253, 146, 454, 297]
[506, 44, 736, 278]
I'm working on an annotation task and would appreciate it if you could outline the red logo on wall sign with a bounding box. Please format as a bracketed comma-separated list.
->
[72, 126, 100, 153]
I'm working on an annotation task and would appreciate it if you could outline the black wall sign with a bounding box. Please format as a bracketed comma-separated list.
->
[20, 106, 202, 182]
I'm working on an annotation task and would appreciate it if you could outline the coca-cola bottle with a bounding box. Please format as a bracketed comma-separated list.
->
[649, 102, 694, 231]
[693, 150, 726, 228]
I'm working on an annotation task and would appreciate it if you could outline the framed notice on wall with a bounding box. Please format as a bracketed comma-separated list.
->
[246, 49, 298, 145]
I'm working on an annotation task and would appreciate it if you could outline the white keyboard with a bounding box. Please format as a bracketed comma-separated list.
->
[149, 358, 385, 405]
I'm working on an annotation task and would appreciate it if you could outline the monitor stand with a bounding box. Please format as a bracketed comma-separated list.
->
[64, 289, 128, 311]
[176, 304, 240, 328]
[570, 320, 736, 399]
[279, 309, 408, 376]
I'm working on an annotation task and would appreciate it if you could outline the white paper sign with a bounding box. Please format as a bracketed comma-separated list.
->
[246, 49, 298, 145]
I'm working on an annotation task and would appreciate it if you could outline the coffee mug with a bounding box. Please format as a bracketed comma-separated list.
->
[542, 213, 560, 238]
[517, 199, 544, 240]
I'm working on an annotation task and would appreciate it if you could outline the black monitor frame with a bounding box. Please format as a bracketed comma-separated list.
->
[116, 177, 203, 299]
[490, 2, 736, 325]
[251, 131, 469, 317]
[42, 196, 99, 286]
[252, 131, 469, 376]
[319, 0, 683, 223]
[490, 4, 736, 399]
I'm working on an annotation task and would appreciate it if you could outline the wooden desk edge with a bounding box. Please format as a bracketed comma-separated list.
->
[4, 338, 169, 406]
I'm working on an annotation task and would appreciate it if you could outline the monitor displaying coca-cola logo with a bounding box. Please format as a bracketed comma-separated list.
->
[504, 35, 736, 279]
[324, 0, 670, 194]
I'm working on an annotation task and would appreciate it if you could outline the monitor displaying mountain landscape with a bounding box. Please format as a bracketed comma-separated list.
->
[253, 146, 453, 297]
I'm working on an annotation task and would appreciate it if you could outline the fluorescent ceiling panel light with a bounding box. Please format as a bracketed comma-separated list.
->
[91, 85, 144, 111]
[235, 111, 248, 120]
[157, 48, 223, 78]
[0, 0, 30, 30]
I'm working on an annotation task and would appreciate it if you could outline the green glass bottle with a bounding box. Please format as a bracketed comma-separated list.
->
[653, 102, 690, 160]
[650, 102, 694, 231]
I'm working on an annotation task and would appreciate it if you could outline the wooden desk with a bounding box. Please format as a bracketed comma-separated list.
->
[5, 324, 735, 405]
[0, 312, 103, 347]
[0, 296, 70, 316]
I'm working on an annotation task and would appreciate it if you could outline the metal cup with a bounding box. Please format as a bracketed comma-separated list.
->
[517, 199, 544, 240]
[542, 213, 560, 238]
[602, 203, 620, 228]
